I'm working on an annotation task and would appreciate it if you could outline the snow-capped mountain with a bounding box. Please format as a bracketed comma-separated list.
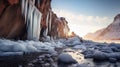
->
[84, 14, 120, 41]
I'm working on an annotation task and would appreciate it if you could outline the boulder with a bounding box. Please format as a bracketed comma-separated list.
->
[108, 58, 117, 63]
[93, 51, 108, 61]
[58, 53, 77, 64]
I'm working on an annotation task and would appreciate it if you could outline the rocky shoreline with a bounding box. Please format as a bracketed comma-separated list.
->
[0, 36, 120, 67]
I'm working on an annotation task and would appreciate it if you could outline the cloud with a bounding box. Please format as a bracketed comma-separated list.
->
[53, 9, 113, 37]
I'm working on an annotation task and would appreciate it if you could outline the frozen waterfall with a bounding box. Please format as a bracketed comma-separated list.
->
[21, 0, 42, 41]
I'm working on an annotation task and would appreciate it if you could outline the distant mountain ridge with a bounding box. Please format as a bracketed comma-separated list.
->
[84, 14, 120, 41]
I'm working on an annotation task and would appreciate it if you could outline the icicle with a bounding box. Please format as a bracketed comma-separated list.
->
[21, 0, 42, 40]
[36, 12, 41, 40]
[45, 11, 49, 37]
[37, 0, 40, 7]
[43, 10, 50, 38]
[32, 0, 35, 5]
[32, 9, 42, 40]
[27, 3, 34, 40]
[26, 2, 30, 28]
[21, 0, 25, 14]
[49, 10, 52, 33]
[24, 0, 28, 22]
[21, 0, 28, 23]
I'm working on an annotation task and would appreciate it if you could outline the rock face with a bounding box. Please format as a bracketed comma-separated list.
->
[0, 0, 70, 40]
[84, 14, 120, 41]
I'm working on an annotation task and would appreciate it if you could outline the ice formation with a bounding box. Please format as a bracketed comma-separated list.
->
[43, 9, 52, 38]
[48, 10, 52, 34]
[21, 0, 42, 40]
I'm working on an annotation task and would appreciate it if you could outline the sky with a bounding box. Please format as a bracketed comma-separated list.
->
[51, 0, 120, 37]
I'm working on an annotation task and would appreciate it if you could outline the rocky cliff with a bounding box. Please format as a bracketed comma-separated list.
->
[0, 0, 70, 40]
[84, 14, 120, 41]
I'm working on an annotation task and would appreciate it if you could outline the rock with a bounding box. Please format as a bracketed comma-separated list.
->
[110, 46, 120, 52]
[93, 51, 108, 61]
[44, 54, 51, 58]
[29, 53, 58, 67]
[75, 64, 89, 67]
[107, 52, 120, 60]
[58, 53, 77, 64]
[109, 43, 120, 48]
[100, 47, 113, 53]
[82, 50, 94, 58]
[85, 54, 94, 58]
[44, 63, 50, 67]
[27, 63, 34, 67]
[109, 58, 117, 63]
[73, 45, 86, 50]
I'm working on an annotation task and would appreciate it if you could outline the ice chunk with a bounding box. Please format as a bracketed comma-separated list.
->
[73, 45, 86, 50]
[58, 53, 77, 64]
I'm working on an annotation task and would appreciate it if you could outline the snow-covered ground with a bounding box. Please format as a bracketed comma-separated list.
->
[0, 36, 120, 67]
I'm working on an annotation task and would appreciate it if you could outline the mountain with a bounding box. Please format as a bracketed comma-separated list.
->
[84, 14, 120, 41]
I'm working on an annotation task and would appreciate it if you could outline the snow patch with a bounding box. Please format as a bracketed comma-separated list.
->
[0, 39, 65, 56]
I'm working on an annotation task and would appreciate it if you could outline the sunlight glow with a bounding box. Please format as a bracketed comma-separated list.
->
[67, 31, 73, 36]
[53, 9, 112, 37]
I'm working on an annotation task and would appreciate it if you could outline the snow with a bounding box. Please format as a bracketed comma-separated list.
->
[0, 39, 65, 55]
[0, 36, 81, 56]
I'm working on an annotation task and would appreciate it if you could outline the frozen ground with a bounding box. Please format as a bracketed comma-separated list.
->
[0, 36, 120, 67]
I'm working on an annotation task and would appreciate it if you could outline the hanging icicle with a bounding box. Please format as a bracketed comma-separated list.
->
[27, 1, 34, 40]
[32, 9, 42, 40]
[43, 9, 52, 38]
[48, 9, 52, 33]
[21, 0, 42, 41]
[35, 0, 41, 7]
[44, 11, 49, 37]
[21, 0, 25, 15]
